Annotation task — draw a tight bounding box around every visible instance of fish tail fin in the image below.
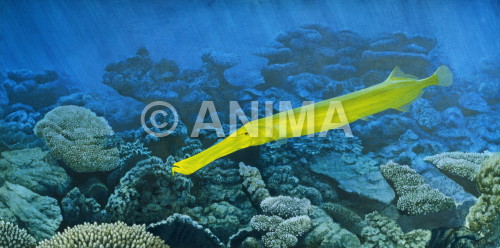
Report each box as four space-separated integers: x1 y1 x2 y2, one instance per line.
434 65 453 87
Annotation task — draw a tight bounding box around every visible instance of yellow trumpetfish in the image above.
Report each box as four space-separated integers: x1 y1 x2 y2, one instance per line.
173 66 453 175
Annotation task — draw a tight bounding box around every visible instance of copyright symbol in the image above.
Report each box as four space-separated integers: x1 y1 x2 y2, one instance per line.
141 101 179 137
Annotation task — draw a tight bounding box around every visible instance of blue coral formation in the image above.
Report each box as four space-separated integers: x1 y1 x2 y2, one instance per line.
0 11 498 248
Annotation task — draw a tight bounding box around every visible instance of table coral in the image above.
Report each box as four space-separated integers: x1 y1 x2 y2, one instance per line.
425 151 491 181
381 161 455 215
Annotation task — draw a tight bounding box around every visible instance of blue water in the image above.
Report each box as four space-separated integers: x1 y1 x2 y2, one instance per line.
1 0 499 88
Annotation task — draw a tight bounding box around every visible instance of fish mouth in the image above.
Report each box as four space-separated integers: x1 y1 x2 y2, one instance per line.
172 135 252 175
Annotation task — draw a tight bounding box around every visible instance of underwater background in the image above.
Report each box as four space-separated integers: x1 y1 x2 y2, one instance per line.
0 0 499 248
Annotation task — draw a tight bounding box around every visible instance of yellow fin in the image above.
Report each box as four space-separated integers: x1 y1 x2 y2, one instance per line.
434 65 453 87
396 104 412 112
395 91 424 112
388 66 418 80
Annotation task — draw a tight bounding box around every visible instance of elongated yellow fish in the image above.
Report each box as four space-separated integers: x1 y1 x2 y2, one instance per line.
173 66 453 175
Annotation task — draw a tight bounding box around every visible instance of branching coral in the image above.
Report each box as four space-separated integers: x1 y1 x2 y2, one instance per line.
466 153 499 246
34 105 119 172
251 215 311 248
424 151 492 181
37 222 169 248
0 220 37 248
361 211 431 248
249 196 312 248
260 196 311 218
381 161 455 215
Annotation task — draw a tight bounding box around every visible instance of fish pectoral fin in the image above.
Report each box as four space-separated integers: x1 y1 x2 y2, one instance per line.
359 116 370 121
394 91 424 112
395 104 412 112
388 66 418 80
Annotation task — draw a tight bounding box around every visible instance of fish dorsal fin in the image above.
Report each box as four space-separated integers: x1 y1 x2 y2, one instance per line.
395 91 424 112
388 66 418 80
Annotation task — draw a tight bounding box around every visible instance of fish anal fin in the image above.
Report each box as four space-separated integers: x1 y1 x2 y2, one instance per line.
388 66 418 80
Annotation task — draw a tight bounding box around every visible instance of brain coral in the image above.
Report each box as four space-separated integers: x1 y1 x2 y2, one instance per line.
34 105 119 172
0 220 37 248
37 222 169 248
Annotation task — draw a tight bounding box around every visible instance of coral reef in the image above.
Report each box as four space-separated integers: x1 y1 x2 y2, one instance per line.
246 196 311 247
303 206 361 248
37 222 169 248
106 156 195 223
0 24 497 248
34 105 119 172
0 105 43 151
239 162 271 205
321 202 365 235
184 201 246 242
61 188 102 227
262 165 326 205
55 90 145 131
2 70 77 110
424 152 491 181
250 196 312 248
466 153 499 247
311 146 395 204
428 226 481 248
0 220 37 248
0 148 71 197
381 161 455 215
259 196 311 218
0 182 61 240
424 151 492 195
361 211 431 248
148 213 224 248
